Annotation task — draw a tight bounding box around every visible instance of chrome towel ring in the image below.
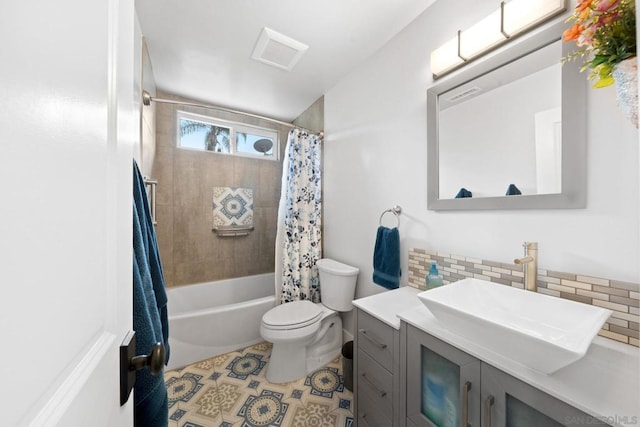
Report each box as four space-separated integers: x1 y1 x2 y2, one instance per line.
379 205 402 229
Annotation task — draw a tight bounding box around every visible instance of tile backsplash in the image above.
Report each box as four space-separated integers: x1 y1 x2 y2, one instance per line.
408 248 640 348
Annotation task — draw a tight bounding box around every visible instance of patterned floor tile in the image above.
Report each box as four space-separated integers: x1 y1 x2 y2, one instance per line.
304 367 344 399
330 398 355 427
225 353 268 380
165 342 352 427
194 385 224 419
234 389 290 426
286 399 337 427
168 402 224 427
169 408 187 422
192 352 236 372
215 381 256 420
165 372 205 408
249 342 273 353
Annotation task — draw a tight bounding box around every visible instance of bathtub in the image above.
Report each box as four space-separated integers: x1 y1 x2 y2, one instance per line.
166 273 276 370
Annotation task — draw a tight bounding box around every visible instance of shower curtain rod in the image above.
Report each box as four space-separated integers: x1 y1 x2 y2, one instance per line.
142 90 324 137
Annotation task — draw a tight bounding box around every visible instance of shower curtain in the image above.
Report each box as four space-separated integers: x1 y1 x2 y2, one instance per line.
275 129 323 304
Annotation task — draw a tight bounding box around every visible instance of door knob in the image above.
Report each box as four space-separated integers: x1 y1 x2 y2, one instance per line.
130 342 165 375
120 331 165 405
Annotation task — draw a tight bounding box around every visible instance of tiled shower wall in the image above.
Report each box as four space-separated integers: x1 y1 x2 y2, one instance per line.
408 248 640 348
152 92 291 287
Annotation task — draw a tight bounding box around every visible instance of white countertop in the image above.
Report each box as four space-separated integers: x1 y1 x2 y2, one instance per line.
352 287 640 427
352 286 422 329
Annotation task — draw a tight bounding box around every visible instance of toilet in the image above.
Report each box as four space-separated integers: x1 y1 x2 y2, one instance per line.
260 258 359 383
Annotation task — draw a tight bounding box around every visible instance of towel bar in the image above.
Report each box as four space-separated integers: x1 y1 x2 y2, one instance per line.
379 205 402 228
143 177 157 226
213 225 254 237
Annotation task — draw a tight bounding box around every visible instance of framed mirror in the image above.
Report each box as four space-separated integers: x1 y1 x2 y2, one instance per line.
427 21 586 210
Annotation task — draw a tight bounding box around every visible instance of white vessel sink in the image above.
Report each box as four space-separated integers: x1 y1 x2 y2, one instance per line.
418 278 612 374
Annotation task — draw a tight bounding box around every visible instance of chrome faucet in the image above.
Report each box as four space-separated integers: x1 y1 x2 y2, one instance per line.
514 242 538 292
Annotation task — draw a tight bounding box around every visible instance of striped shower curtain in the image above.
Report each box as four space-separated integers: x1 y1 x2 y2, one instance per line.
275 129 323 303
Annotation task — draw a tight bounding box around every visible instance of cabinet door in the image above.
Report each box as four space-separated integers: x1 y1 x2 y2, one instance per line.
481 363 611 427
406 325 481 427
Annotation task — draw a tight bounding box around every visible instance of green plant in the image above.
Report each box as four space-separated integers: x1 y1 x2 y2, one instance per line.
180 120 230 152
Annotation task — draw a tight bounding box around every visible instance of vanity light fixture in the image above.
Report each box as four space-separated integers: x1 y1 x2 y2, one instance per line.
430 0 566 78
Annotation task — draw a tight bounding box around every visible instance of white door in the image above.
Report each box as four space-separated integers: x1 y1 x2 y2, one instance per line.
0 0 136 425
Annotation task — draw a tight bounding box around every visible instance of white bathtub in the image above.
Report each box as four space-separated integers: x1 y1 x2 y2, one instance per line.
166 273 276 370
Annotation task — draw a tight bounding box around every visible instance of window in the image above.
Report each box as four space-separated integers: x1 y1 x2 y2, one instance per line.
177 111 279 160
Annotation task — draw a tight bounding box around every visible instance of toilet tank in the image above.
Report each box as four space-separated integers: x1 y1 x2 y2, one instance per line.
316 258 359 312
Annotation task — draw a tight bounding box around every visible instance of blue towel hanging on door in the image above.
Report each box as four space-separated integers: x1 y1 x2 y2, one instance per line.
133 160 169 427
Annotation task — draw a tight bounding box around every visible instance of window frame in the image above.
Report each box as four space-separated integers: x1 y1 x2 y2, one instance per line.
176 110 280 161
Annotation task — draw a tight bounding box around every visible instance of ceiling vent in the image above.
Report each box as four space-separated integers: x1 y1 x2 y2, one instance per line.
251 27 308 71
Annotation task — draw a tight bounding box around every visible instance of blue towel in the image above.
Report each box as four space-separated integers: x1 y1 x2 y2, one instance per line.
133 160 169 427
373 226 401 289
455 188 473 198
505 184 522 195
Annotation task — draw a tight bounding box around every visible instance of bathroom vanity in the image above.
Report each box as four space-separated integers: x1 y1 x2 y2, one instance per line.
355 309 398 427
352 287 639 427
353 287 423 426
404 324 609 427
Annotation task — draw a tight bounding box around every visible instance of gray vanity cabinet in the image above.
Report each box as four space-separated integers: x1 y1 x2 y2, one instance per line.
402 322 611 427
404 323 481 427
481 363 610 427
354 308 401 427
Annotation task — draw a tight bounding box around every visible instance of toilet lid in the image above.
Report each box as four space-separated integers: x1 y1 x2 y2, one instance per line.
317 258 359 276
262 300 323 330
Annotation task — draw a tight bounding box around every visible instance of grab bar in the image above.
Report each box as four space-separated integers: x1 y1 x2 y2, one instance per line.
378 205 402 229
143 177 157 226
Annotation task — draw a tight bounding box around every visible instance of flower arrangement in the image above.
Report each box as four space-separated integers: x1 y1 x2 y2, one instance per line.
563 0 636 87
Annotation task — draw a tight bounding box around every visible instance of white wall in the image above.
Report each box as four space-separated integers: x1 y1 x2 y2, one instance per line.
141 36 157 177
323 0 639 331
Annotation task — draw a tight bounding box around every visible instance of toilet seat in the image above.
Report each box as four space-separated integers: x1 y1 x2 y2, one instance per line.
262 300 323 330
